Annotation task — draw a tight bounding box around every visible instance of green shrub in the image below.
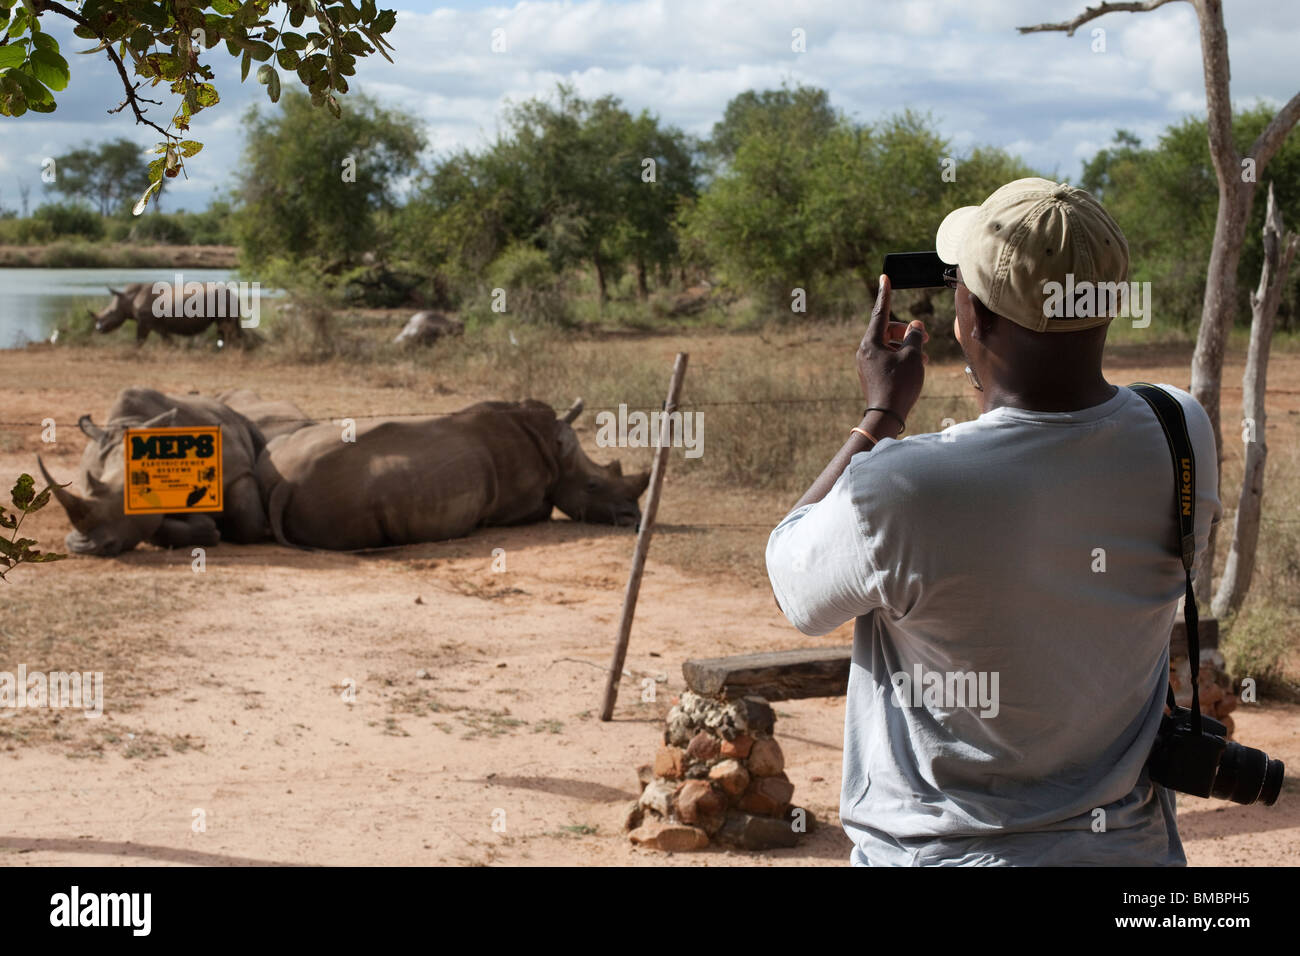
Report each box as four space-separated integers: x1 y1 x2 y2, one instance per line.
33 203 104 239
127 213 193 245
468 243 572 327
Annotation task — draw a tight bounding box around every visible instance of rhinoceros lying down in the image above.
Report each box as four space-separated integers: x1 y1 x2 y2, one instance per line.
255 398 650 550
39 387 268 556
216 388 314 442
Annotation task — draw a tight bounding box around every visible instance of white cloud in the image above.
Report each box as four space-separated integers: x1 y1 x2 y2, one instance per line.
1 0 1295 212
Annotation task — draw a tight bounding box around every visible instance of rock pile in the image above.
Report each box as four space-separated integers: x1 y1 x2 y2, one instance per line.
626 691 810 852
1170 649 1239 736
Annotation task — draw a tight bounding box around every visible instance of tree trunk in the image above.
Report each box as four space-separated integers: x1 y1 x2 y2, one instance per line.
594 257 608 306
1212 184 1298 617
636 258 649 300
1018 0 1300 603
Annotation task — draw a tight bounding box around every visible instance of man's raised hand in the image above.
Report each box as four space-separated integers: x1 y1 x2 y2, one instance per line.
856 274 929 423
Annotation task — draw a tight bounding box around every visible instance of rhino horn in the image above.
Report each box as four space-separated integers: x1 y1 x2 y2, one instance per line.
38 455 96 532
107 286 122 297
78 415 108 442
629 471 651 498
609 459 623 477
561 397 584 424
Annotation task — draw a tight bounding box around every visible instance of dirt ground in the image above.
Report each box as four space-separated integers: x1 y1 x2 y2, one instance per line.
2 334 1298 866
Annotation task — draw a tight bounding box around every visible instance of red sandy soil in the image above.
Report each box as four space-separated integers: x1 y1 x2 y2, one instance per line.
1 338 1296 866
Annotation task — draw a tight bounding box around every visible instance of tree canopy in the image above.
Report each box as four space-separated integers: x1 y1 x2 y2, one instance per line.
0 0 398 212
231 90 423 269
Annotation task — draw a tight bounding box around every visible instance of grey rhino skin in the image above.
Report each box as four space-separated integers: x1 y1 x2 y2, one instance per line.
255 398 650 550
393 310 464 346
216 388 314 442
39 387 269 555
93 281 245 346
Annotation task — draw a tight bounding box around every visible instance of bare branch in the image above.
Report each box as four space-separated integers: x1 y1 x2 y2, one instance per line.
1248 89 1300 170
1017 0 1184 36
40 0 176 141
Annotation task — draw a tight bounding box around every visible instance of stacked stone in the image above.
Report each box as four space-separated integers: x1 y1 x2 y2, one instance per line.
626 691 806 851
1170 649 1239 736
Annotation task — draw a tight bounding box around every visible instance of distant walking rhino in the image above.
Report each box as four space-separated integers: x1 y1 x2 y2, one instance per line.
255 398 650 550
92 281 248 346
39 387 269 555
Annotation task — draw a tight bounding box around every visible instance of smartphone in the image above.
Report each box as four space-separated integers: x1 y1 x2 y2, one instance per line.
882 251 948 289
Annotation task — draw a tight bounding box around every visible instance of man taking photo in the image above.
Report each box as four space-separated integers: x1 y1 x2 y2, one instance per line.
766 178 1220 866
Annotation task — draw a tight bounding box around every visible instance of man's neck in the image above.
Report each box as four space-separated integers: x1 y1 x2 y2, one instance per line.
980 378 1118 414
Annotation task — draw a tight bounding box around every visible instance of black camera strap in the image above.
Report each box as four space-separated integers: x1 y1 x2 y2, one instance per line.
1129 383 1203 735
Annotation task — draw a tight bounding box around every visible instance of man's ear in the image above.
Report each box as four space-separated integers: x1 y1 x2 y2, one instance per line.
970 295 998 341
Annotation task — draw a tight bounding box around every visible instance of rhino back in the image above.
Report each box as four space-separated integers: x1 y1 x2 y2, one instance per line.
217 388 313 441
258 412 557 550
132 282 236 334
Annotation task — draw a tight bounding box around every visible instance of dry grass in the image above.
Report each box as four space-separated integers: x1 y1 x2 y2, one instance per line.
28 303 1300 688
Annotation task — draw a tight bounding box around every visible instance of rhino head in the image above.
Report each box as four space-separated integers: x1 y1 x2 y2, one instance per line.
91 286 135 333
37 408 177 555
549 399 650 528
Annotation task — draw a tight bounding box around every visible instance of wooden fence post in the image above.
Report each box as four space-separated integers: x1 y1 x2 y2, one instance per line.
599 352 688 721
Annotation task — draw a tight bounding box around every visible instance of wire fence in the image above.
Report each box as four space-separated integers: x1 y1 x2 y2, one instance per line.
0 391 981 430
4 389 1298 528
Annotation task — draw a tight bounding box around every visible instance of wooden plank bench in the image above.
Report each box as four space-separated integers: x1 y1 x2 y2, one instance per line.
682 647 852 702
684 619 1218 702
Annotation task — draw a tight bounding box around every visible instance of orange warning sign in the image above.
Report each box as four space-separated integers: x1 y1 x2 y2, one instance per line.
122 426 223 515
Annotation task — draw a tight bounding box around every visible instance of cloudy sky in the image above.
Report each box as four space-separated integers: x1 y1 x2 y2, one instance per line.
1 0 1295 213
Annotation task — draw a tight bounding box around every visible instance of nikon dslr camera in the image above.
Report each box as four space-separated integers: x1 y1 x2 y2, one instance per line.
1148 704 1283 806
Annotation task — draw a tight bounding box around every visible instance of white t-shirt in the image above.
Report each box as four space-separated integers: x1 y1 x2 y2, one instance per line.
766 384 1220 866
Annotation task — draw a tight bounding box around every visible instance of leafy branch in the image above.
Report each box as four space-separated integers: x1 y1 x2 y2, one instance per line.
0 0 399 214
0 474 66 582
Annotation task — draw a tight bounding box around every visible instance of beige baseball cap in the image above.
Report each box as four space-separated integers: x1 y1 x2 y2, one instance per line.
935 177 1129 332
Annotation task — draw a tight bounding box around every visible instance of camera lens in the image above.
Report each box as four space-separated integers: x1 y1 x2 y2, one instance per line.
1261 757 1285 807
1211 742 1285 805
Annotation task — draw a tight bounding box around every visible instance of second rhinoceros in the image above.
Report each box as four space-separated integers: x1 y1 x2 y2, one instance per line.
255 398 649 550
92 281 249 346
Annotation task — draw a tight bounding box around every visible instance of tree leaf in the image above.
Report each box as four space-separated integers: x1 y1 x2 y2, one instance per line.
0 43 25 70
31 30 58 54
194 82 219 107
258 64 281 103
24 486 50 513
133 179 161 216
10 473 35 509
30 47 69 90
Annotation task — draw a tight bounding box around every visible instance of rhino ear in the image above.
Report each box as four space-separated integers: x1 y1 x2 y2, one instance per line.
78 415 108 442
560 397 584 424
609 459 623 477
628 471 651 498
107 287 122 297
